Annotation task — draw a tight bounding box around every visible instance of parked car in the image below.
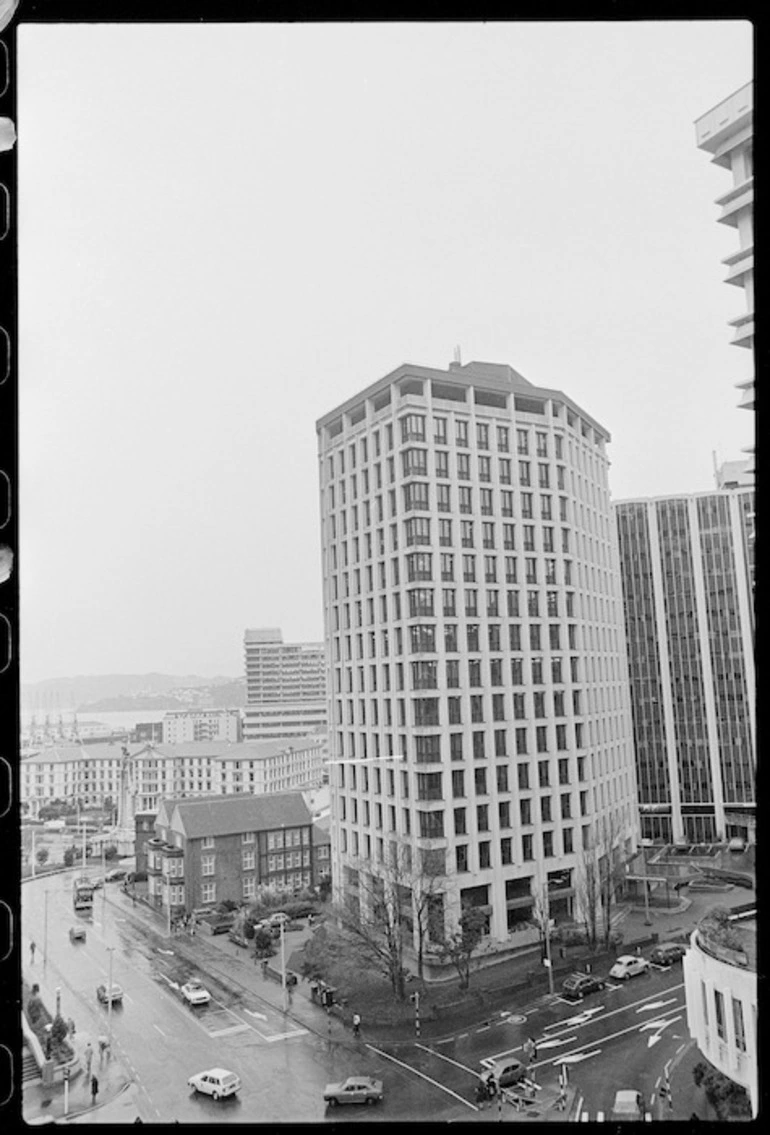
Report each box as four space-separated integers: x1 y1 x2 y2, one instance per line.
255 919 281 939
188 1068 241 1100
207 918 235 936
266 911 289 927
486 1057 527 1088
561 972 605 1001
324 1076 384 1106
649 942 687 968
609 955 650 981
105 868 127 882
228 929 249 948
181 981 211 1006
96 983 124 1004
90 878 104 890
610 1090 646 1121
69 926 86 943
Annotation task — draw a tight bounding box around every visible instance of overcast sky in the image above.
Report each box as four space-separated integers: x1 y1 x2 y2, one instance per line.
18 20 753 685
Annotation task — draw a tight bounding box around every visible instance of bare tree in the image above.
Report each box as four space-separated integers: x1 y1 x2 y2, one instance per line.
576 810 628 948
435 904 487 990
575 843 601 947
411 847 447 982
331 853 413 1001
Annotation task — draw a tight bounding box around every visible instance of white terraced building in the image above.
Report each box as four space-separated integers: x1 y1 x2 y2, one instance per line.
316 359 639 959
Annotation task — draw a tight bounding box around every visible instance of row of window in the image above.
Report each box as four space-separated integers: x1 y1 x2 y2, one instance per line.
337 755 587 794
338 824 585 864
331 623 582 666
339 791 587 829
327 420 563 476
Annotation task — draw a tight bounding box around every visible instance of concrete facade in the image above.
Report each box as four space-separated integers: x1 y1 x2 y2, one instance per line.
162 708 243 744
243 627 327 740
316 359 639 957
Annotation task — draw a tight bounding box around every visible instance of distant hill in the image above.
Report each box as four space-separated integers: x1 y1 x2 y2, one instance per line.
22 674 244 712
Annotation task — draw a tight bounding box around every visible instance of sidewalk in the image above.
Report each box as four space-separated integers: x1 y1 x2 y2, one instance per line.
22 931 135 1126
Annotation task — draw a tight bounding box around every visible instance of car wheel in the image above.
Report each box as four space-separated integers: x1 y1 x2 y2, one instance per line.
212 1092 220 1101
366 1097 376 1106
328 1098 337 1107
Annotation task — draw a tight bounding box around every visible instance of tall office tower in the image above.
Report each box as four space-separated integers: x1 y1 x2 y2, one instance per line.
242 628 327 740
615 490 755 847
317 360 638 958
695 83 754 440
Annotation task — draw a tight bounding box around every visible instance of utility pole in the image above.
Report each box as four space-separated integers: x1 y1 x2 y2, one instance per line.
31 827 36 878
643 875 653 926
81 821 87 872
106 947 115 1050
280 920 287 1012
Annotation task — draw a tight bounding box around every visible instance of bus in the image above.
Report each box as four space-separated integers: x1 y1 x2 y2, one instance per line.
72 875 95 913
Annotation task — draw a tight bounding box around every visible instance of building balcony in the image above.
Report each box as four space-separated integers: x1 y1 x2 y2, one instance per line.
728 312 754 349
695 83 752 157
716 183 753 227
737 383 755 411
723 247 753 288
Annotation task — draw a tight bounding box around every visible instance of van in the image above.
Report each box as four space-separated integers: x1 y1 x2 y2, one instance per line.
610 1091 645 1121
44 819 67 831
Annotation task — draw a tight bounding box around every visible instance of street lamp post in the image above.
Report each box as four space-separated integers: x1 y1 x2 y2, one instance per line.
106 947 115 1050
31 827 36 879
55 987 61 1019
643 876 652 927
542 883 555 995
43 890 49 975
81 821 87 872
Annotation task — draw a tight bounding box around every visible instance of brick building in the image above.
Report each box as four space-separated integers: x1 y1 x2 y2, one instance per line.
145 792 315 918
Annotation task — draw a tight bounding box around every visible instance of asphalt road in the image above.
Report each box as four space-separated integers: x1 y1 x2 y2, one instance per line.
22 873 479 1123
387 963 690 1120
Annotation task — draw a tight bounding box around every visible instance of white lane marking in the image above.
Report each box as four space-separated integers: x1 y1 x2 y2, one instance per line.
415 1043 477 1075
122 992 133 1004
538 1036 577 1049
244 1009 268 1021
476 1024 491 1032
458 1033 468 1039
152 1024 166 1037
366 1042 478 1111
636 998 677 1014
561 1050 601 1064
209 1024 252 1037
265 1027 308 1041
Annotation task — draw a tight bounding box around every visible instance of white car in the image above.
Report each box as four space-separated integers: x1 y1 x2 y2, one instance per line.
267 911 289 926
188 1068 241 1100
609 954 650 981
181 981 211 1005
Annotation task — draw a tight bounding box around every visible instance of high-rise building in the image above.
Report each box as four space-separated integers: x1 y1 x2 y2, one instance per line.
695 83 754 433
162 708 243 744
316 360 638 961
615 490 755 846
242 627 326 740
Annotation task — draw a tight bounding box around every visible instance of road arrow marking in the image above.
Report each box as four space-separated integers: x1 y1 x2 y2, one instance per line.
636 999 677 1014
639 1017 680 1033
159 973 180 990
245 1009 267 1021
157 948 174 956
538 1036 577 1049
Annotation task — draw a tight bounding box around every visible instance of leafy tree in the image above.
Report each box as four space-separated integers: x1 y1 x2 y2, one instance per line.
51 1015 68 1044
693 1061 752 1120
318 873 332 902
252 928 276 958
63 846 76 867
297 923 341 982
36 848 49 868
103 845 119 861
436 904 487 990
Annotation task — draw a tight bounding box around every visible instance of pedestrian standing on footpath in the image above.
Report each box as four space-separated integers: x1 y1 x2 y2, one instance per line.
67 1017 76 1036
90 1074 99 1105
84 1042 94 1078
352 1012 361 1038
475 1080 487 1110
30 940 36 964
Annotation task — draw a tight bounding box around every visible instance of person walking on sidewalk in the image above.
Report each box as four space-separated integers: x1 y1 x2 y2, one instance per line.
90 1074 99 1105
352 1012 361 1039
84 1041 94 1079
30 940 36 965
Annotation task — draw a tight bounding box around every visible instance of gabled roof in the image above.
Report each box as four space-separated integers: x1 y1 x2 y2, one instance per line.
168 792 312 839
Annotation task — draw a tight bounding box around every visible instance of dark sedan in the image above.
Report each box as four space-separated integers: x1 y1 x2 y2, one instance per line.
561 972 606 1001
